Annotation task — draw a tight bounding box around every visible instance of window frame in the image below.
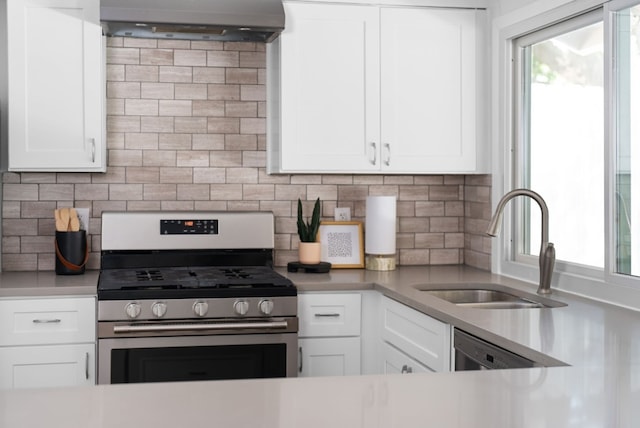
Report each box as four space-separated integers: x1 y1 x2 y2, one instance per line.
492 0 640 308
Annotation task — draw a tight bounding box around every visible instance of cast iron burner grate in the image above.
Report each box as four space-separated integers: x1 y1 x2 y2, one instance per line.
135 270 164 282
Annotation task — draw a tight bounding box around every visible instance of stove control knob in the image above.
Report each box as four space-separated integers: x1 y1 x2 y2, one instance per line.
193 301 209 317
125 302 141 319
233 300 249 316
259 299 274 315
151 302 167 318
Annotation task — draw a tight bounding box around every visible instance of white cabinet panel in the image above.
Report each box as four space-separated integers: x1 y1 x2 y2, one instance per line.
381 296 451 373
268 1 486 174
273 2 380 173
0 344 95 389
0 297 96 346
298 293 361 337
380 7 479 172
381 341 431 375
298 292 362 377
299 337 361 377
7 0 106 171
0 296 96 390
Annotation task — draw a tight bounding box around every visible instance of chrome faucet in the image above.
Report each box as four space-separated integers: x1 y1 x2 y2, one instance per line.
486 189 555 295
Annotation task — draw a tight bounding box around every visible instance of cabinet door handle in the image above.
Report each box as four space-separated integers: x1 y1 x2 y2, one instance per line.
298 346 303 373
401 364 413 374
32 318 61 324
384 143 391 166
91 138 96 163
314 313 340 318
370 142 377 165
85 352 90 380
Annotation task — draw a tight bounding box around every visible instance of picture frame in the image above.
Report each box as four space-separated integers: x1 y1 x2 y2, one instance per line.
318 221 364 268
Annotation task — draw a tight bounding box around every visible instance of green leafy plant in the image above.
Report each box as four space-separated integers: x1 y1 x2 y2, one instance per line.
297 197 321 242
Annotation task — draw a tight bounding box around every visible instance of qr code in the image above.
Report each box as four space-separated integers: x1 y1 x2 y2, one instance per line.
327 232 353 258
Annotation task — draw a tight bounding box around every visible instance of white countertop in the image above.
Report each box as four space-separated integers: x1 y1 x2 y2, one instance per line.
2 265 640 427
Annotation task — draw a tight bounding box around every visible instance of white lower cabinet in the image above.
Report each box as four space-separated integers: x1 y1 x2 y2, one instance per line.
380 296 451 373
298 337 361 377
381 341 431 375
298 293 362 377
0 344 94 389
0 296 96 389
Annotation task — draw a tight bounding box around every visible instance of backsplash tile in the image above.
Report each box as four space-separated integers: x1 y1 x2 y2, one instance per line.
1 38 492 272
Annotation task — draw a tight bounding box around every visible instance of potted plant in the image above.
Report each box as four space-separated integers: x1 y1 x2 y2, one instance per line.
297 197 321 264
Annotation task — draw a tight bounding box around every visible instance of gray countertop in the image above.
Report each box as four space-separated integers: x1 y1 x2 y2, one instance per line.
0 270 98 298
1 265 640 427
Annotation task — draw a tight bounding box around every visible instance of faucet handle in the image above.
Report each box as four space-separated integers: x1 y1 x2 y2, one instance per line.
538 243 555 295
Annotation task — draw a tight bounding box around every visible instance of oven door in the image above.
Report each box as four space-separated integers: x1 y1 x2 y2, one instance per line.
98 319 298 384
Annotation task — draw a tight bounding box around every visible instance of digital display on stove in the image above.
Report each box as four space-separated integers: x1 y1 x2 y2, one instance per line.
160 219 219 235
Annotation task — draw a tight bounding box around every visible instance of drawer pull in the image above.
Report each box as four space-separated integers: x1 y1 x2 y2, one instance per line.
314 313 341 318
298 346 303 373
85 352 90 380
32 319 62 324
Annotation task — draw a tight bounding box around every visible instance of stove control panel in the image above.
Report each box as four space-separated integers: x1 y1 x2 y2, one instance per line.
99 297 297 321
160 219 219 235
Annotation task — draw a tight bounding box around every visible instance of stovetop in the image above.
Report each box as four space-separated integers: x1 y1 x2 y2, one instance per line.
98 266 296 300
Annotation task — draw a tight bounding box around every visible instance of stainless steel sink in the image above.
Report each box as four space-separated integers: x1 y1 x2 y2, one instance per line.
415 283 567 309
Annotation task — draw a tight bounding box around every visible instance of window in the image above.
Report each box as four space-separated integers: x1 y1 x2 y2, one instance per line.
515 13 604 269
503 0 640 293
613 3 640 276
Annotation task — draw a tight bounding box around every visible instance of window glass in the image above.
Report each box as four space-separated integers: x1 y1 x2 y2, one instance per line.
614 4 640 276
519 19 604 268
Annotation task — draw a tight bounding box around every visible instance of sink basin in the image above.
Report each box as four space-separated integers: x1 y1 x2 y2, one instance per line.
415 283 567 309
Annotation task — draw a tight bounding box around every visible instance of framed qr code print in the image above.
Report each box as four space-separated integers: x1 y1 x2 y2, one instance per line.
318 221 364 268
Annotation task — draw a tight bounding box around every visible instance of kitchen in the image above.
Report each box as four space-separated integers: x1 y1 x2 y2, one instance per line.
1 0 640 426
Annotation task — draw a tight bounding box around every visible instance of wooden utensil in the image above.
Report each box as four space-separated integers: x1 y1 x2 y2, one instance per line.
59 207 70 232
54 209 67 232
69 208 80 232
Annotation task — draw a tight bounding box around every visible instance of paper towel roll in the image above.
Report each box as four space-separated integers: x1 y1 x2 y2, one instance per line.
365 196 396 255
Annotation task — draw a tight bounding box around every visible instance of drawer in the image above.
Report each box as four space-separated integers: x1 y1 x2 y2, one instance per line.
298 293 361 337
0 297 96 346
381 296 451 372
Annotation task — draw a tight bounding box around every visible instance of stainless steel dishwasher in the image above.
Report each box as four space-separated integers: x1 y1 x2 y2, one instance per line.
453 328 537 370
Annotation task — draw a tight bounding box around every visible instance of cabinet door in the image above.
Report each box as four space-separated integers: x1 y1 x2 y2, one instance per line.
275 2 380 173
0 344 95 389
298 337 361 377
381 296 451 372
381 341 431 375
380 7 481 173
7 0 106 172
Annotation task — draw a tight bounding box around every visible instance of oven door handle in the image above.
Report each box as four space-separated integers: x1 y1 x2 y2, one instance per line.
113 320 290 334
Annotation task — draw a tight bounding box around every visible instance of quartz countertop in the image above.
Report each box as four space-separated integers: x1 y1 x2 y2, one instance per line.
2 265 640 427
0 270 98 298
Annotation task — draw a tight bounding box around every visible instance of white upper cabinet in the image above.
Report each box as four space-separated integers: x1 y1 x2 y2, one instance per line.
267 1 487 174
7 0 106 172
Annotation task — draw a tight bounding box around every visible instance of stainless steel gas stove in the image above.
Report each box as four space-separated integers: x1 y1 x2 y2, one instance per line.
97 211 298 384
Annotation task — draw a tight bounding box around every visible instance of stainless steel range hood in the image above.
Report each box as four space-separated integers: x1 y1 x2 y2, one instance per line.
100 0 285 42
